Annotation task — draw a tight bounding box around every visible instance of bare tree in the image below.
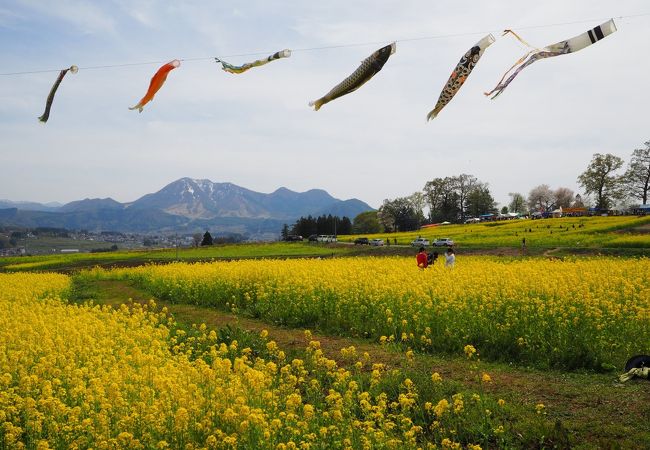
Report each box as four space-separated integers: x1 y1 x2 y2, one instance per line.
577 153 624 210
377 200 396 232
508 192 527 214
454 174 479 222
528 184 554 212
408 191 426 217
423 178 447 216
553 187 574 208
423 177 459 223
623 141 650 205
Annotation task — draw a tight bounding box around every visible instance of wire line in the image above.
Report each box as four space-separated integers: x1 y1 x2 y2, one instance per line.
1 12 648 76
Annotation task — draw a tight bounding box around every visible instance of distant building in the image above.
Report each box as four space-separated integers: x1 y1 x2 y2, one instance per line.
562 207 588 216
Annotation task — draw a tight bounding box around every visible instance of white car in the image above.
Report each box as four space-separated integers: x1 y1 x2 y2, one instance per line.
369 238 384 246
433 238 454 247
411 238 430 247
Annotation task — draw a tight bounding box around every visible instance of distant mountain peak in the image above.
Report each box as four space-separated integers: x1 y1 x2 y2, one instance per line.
0 178 373 237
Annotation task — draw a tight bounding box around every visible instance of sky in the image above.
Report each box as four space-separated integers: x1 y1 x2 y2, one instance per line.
1 0 648 210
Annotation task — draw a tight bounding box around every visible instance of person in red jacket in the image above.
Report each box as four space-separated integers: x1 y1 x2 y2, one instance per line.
416 247 428 269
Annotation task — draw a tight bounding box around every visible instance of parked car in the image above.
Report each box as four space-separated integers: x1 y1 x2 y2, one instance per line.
369 238 384 246
285 235 303 242
410 237 430 247
433 238 454 247
317 235 338 243
308 234 318 242
354 237 369 245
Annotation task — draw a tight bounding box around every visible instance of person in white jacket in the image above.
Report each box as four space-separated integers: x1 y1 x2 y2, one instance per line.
445 248 455 268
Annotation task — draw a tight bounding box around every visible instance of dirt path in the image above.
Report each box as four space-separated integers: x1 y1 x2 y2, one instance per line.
86 279 650 448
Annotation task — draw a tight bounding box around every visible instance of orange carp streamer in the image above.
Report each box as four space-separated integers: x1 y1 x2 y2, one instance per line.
129 59 180 112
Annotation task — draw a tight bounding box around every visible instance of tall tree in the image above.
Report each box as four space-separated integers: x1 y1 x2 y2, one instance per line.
379 197 421 232
465 183 496 218
338 216 352 235
577 153 624 210
454 174 479 222
281 224 290 240
573 194 585 208
508 192 527 214
528 184 554 212
408 191 427 225
377 203 396 232
553 187 575 209
201 231 213 246
423 177 458 223
623 141 650 205
423 178 447 220
352 211 382 234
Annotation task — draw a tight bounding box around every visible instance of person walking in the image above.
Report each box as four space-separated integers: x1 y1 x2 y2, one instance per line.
445 248 455 268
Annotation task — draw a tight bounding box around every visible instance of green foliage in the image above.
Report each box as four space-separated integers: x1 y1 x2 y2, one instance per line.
201 230 213 246
352 211 382 234
577 153 624 210
290 214 352 237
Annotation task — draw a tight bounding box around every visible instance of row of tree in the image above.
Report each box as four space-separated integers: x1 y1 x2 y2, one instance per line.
274 141 649 236
376 174 497 232
283 214 352 239
371 141 650 233
517 144 650 213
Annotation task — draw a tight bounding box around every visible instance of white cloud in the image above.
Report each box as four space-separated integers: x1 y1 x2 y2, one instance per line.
14 0 116 34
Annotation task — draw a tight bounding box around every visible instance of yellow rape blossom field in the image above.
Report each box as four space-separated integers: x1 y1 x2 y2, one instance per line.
95 256 650 371
1 272 531 449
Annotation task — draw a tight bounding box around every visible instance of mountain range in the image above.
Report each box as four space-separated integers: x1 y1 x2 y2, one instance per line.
0 178 373 239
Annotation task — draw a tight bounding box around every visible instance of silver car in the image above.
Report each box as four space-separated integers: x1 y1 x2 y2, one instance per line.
433 238 454 247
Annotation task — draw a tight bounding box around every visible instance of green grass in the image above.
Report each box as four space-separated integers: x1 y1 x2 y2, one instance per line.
339 215 650 249
15 235 116 252
3 216 649 272
0 242 356 272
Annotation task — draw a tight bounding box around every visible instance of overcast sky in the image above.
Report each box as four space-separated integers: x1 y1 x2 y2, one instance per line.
1 1 648 209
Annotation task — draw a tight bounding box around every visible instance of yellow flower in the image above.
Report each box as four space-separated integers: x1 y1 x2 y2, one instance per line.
464 345 477 359
434 399 450 418
431 372 442 383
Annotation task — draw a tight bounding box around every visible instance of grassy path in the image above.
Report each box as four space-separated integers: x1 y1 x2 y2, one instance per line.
71 278 650 449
